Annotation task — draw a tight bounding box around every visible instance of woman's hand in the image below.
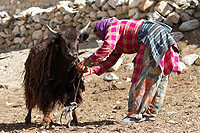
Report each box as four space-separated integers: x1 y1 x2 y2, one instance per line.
76 58 93 76
82 67 94 77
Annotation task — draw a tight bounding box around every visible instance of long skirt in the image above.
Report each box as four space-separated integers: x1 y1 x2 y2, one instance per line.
128 45 169 119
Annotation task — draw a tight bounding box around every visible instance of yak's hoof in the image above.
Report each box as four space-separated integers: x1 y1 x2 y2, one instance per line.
41 122 50 129
25 115 31 125
70 120 78 126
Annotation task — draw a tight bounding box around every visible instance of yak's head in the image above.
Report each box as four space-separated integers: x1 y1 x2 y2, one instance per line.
46 23 90 60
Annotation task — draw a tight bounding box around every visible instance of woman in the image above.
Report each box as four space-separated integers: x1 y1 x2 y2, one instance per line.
76 17 181 122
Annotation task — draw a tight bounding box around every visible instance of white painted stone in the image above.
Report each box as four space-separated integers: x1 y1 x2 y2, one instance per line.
103 73 119 81
181 54 199 66
178 61 187 71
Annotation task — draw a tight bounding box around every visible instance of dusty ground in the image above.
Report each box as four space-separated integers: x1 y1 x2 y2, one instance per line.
0 27 200 133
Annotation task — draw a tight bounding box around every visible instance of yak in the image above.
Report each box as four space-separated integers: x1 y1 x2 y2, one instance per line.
23 23 90 128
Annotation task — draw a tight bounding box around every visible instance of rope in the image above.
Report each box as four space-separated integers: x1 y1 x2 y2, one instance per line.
60 71 83 128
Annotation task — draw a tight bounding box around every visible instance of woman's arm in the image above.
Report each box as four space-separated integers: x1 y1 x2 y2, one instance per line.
92 49 122 75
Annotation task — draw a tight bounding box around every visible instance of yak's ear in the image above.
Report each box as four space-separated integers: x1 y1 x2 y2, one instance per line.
78 32 89 43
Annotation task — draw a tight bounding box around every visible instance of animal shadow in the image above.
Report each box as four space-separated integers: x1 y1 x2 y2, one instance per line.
0 122 40 132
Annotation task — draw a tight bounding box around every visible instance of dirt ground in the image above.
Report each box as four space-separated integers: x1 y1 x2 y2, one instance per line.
0 27 200 133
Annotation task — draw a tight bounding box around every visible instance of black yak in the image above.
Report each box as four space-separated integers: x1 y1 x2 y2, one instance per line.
23 23 90 128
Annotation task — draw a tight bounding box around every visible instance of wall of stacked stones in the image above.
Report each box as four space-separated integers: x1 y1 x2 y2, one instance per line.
0 0 61 15
0 0 199 51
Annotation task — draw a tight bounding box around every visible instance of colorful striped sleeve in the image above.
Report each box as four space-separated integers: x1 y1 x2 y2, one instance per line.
89 22 121 63
92 49 122 75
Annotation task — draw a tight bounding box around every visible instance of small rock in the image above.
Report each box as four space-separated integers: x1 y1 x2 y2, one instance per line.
171 32 184 42
181 54 199 66
126 77 131 82
195 57 200 66
103 73 119 81
167 120 178 124
179 61 187 71
124 63 134 70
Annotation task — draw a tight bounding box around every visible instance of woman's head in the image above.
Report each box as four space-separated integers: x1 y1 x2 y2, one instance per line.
94 17 118 40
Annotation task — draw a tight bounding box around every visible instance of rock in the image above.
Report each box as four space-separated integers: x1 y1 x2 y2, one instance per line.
131 8 147 20
108 0 116 9
32 15 40 23
12 25 20 36
168 1 182 14
109 58 123 71
24 35 32 44
63 14 73 23
34 23 42 30
179 19 200 31
95 0 106 7
129 0 143 8
174 0 188 6
103 73 119 81
108 10 117 17
126 77 131 82
167 120 178 124
148 11 164 22
139 0 155 13
154 1 173 16
163 18 173 27
20 26 27 35
97 11 109 18
17 20 25 26
178 61 187 71
181 54 199 66
124 63 134 70
90 12 98 20
180 12 190 22
43 28 49 40
55 12 63 21
184 9 195 16
167 12 180 24
13 37 21 44
171 32 184 42
195 57 200 66
0 36 4 45
32 30 43 40
194 11 200 18
128 8 136 17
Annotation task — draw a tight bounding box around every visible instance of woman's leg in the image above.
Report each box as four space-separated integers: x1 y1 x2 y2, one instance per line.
128 65 162 119
123 44 164 122
144 75 169 120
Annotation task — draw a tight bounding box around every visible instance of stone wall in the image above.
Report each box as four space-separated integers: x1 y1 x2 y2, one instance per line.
0 0 199 52
0 0 63 15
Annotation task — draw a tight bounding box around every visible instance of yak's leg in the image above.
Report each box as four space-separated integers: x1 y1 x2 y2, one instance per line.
25 108 32 125
71 111 78 126
42 102 54 128
42 112 52 128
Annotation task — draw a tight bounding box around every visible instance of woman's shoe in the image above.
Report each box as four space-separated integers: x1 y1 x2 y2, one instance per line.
120 116 146 123
145 117 156 121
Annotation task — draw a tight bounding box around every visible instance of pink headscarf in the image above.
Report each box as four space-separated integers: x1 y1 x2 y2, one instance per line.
95 17 119 40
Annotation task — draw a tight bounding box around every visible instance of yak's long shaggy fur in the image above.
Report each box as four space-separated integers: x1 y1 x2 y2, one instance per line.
23 29 85 117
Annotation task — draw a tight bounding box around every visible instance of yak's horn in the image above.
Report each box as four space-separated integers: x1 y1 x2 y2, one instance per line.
46 24 58 34
80 21 91 34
